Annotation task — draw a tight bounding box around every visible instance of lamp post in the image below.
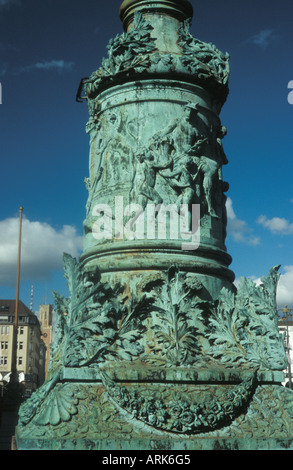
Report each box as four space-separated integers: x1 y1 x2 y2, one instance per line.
278 305 293 389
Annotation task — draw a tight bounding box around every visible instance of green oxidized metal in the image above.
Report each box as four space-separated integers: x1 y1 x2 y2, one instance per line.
82 2 233 302
15 0 293 450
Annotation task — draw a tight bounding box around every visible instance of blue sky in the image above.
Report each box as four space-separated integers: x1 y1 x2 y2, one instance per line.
0 0 292 314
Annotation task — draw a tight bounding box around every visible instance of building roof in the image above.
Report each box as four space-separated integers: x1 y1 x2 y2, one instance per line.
0 299 34 316
0 299 40 327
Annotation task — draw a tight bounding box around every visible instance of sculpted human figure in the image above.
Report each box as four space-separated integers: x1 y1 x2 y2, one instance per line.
93 112 132 189
152 103 201 155
192 155 220 217
131 145 174 209
86 111 133 216
215 125 228 181
145 104 210 226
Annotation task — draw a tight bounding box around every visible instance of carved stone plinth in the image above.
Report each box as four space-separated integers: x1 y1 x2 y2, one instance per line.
15 369 293 450
15 0 293 450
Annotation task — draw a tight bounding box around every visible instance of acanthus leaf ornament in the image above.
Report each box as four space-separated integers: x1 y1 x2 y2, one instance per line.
18 260 287 430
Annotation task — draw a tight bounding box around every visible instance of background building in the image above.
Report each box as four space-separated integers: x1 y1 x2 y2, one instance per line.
39 304 53 383
0 300 42 398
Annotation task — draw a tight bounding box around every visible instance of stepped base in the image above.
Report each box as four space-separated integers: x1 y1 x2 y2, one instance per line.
14 435 293 451
15 368 293 451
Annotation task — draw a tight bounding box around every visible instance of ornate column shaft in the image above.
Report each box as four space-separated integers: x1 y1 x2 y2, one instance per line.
82 0 234 302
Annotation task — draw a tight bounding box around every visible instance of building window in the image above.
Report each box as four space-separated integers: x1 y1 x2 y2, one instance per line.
18 357 23 366
18 341 23 350
0 341 8 350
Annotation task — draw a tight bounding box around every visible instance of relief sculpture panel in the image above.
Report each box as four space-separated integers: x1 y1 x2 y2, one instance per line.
84 84 229 256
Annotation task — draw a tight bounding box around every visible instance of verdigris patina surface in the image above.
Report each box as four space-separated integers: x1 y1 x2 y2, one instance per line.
15 0 293 450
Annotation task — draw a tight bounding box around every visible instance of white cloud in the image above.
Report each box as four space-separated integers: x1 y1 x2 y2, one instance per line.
0 216 83 287
277 266 293 309
258 215 293 235
226 198 260 246
246 29 278 49
20 60 74 73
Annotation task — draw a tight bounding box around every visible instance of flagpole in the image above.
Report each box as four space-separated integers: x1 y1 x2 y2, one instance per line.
11 206 23 381
15 206 23 336
5 206 24 410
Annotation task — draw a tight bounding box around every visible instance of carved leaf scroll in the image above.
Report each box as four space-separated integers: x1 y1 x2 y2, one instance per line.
143 266 203 366
53 254 156 368
203 266 288 370
178 19 230 88
86 12 157 96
